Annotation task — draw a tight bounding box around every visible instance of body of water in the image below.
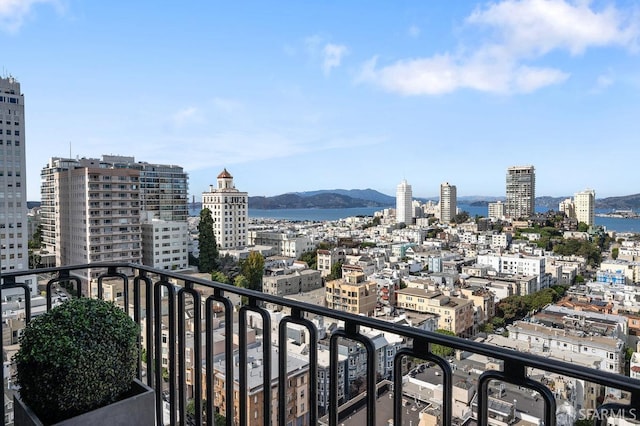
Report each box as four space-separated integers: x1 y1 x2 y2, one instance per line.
189 205 640 233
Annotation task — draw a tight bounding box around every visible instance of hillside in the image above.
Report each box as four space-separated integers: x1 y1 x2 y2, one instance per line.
249 193 389 209
294 189 395 205
596 193 640 210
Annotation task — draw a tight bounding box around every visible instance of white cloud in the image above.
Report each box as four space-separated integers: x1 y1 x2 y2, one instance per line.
359 0 639 96
171 107 201 127
408 25 421 38
358 54 568 95
304 35 349 75
0 0 60 32
467 0 640 56
322 43 348 75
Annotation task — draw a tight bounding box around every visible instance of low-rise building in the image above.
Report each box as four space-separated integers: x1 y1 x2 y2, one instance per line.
325 272 376 316
395 289 474 336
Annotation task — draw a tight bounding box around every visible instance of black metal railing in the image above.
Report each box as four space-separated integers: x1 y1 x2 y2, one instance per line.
2 263 640 426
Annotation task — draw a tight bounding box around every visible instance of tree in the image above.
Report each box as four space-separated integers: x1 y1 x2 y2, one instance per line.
431 329 455 357
28 224 43 249
612 247 619 260
452 211 470 224
211 271 230 284
577 222 589 232
234 274 249 289
298 250 318 270
240 251 264 291
198 208 218 273
328 261 343 280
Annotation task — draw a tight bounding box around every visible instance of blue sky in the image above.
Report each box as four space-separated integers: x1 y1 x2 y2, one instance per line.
2 0 640 201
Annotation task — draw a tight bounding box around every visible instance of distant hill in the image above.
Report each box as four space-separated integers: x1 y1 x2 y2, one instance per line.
294 189 395 205
596 193 640 210
249 193 390 209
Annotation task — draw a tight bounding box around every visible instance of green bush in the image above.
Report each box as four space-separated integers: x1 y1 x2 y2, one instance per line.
14 298 140 424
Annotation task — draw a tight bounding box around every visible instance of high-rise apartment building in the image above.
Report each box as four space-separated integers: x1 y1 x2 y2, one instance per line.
40 156 189 279
101 155 189 222
0 76 36 295
40 158 142 281
505 165 535 219
574 189 595 227
201 169 248 250
396 179 413 225
439 182 457 223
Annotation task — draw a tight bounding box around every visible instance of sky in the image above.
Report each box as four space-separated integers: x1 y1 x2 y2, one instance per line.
2 0 640 201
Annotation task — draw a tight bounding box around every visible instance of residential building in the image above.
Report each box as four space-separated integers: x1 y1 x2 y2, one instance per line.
201 168 248 250
262 267 322 296
0 76 36 295
101 155 189 222
317 248 346 277
316 347 347 416
476 253 547 291
140 214 189 271
396 179 413 225
487 201 505 220
247 229 314 258
439 182 457 224
395 288 474 336
325 272 376 316
40 157 142 282
559 197 575 219
40 155 189 275
574 189 595 227
505 165 535 219
209 343 311 426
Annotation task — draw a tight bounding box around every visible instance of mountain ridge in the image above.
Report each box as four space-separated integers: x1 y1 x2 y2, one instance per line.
246 190 640 210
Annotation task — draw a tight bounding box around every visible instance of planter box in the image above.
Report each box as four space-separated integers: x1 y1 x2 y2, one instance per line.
14 379 155 426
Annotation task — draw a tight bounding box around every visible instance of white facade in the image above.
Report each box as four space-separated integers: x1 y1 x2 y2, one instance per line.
141 216 189 271
505 165 535 219
0 77 36 295
439 182 457 224
476 253 546 289
508 321 625 374
487 201 505 220
396 179 413 225
574 189 595 227
247 229 314 258
201 169 248 250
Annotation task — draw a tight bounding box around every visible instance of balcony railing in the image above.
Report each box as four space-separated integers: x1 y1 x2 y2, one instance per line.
2 263 640 426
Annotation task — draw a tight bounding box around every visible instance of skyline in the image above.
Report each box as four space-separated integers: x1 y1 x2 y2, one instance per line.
2 1 640 201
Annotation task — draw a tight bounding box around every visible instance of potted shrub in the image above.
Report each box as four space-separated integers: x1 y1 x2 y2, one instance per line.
13 297 155 425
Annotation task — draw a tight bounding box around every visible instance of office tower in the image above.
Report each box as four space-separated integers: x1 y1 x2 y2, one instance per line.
0 76 36 294
396 179 413 225
439 182 457 223
505 165 535 219
201 169 248 250
574 189 595 227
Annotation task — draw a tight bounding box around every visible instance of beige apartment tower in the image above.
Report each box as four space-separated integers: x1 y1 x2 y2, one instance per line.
505 165 535 219
574 189 595 227
439 182 457 223
40 158 142 282
201 169 248 250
